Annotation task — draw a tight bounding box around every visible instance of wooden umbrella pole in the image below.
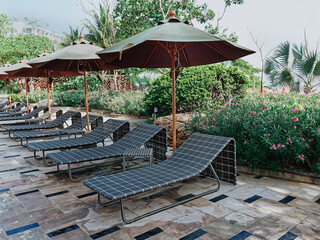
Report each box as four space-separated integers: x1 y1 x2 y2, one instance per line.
170 47 176 152
47 71 51 120
25 77 29 113
8 77 12 109
83 61 91 131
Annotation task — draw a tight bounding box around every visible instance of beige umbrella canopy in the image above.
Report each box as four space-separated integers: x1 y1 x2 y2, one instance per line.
97 11 255 151
6 52 81 119
28 36 115 130
0 62 13 109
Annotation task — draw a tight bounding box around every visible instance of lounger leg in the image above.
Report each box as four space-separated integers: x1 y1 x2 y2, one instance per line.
98 194 117 206
119 163 221 224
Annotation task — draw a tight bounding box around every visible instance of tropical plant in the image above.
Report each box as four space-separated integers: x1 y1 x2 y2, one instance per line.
83 2 115 48
60 26 83 47
265 40 320 94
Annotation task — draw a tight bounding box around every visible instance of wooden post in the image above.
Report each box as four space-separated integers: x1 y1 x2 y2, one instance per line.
170 46 176 152
83 61 91 131
25 77 29 113
46 71 51 120
8 78 12 109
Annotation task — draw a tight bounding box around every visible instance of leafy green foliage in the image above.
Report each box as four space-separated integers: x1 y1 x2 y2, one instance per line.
54 76 101 91
187 93 320 171
144 64 248 115
113 0 215 41
0 14 14 37
0 34 53 65
265 41 320 94
231 59 261 90
61 26 83 47
54 90 147 116
11 91 48 103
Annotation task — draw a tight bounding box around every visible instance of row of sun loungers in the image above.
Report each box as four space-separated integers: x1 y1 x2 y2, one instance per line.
0 102 236 223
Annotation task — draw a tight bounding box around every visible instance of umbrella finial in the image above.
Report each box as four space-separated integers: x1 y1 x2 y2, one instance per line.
80 35 84 40
44 49 48 53
23 56 26 60
169 10 175 18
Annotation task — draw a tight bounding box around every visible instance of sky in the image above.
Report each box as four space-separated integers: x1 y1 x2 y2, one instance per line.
1 0 320 68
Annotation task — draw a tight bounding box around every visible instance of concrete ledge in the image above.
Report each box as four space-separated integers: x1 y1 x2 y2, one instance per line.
238 165 320 184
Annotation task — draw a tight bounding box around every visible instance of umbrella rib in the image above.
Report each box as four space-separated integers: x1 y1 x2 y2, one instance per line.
177 42 190 51
203 42 231 59
157 42 170 52
143 43 158 67
181 47 190 66
93 59 102 71
107 49 130 64
66 60 73 71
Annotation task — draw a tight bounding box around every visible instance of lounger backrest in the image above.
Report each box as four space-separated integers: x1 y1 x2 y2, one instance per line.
46 110 81 127
67 114 102 130
8 103 26 112
0 100 10 108
82 119 130 142
164 132 236 184
113 123 167 160
25 106 48 117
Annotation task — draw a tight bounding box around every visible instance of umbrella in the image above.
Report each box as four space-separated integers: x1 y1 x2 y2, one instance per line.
6 52 80 119
97 11 255 151
0 62 13 109
28 36 114 130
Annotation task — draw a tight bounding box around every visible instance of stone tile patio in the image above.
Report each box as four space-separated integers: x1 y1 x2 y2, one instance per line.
0 115 319 239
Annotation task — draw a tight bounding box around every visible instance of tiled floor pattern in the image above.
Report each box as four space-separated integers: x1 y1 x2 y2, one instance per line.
0 124 319 239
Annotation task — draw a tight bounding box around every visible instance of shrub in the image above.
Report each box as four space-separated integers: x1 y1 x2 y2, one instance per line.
186 93 320 172
144 64 249 115
54 76 101 92
54 90 147 116
10 91 48 103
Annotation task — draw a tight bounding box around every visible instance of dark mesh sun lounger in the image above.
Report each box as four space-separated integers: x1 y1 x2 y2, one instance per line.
46 123 167 181
14 114 102 144
0 103 26 116
84 132 236 223
0 106 47 124
25 119 130 162
0 100 10 109
3 110 80 137
0 102 18 112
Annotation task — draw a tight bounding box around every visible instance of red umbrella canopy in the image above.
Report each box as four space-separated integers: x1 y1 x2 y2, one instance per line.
27 37 114 71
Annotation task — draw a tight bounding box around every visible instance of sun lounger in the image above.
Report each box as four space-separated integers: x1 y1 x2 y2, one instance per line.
0 103 26 116
45 123 167 181
3 110 81 137
0 102 19 112
84 132 236 223
14 114 103 145
0 106 48 125
25 119 130 163
0 100 10 109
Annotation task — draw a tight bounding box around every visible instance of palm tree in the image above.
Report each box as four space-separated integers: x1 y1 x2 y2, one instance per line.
83 3 115 48
61 26 83 47
265 41 320 94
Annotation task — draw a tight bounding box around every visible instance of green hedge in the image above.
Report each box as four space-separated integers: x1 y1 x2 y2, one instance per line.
54 90 147 116
144 64 249 115
187 93 320 172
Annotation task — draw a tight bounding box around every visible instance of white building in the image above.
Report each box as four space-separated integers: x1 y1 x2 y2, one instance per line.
9 21 63 44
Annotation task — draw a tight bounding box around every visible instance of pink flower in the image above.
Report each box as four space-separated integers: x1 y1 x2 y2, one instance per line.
298 155 305 161
293 126 297 129
291 117 299 122
270 144 277 150
277 143 281 148
291 108 299 113
244 141 248 145
302 138 305 141
309 139 313 142
237 118 241 122
318 128 320 134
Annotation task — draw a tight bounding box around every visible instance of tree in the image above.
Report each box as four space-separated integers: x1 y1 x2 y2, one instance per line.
0 14 14 37
82 1 115 48
61 26 83 47
264 40 320 94
0 34 53 65
113 0 216 41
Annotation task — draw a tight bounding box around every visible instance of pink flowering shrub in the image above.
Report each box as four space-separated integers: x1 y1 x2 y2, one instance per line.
187 93 320 171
